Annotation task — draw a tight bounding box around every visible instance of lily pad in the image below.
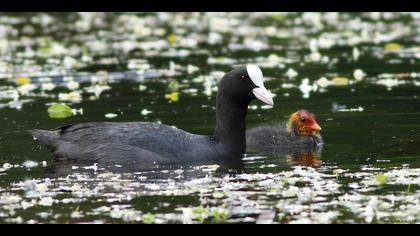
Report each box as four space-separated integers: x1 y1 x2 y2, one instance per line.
271 13 286 21
168 80 180 92
375 174 388 185
141 213 155 224
48 103 73 119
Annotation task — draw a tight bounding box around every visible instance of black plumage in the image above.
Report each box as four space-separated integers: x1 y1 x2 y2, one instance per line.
31 65 274 166
246 126 322 153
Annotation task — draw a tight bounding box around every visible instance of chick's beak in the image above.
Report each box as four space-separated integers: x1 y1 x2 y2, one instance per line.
252 86 274 106
309 122 322 132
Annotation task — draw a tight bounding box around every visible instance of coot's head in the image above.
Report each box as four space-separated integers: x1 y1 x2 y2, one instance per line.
287 110 321 135
218 65 274 106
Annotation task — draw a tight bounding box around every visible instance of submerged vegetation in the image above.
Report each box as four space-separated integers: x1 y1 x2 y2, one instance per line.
0 12 419 224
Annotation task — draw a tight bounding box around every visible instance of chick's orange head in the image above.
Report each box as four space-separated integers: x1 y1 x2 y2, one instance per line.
288 110 321 135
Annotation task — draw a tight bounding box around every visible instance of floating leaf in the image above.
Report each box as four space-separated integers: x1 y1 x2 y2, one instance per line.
192 206 209 223
375 174 388 185
167 33 177 45
141 213 155 224
16 77 31 85
192 206 208 215
271 13 286 21
331 77 349 86
48 103 73 119
168 80 179 92
39 47 51 54
212 208 228 221
165 92 179 102
384 43 402 51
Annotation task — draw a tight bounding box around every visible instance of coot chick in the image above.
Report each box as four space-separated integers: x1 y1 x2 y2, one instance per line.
246 110 322 154
32 65 274 165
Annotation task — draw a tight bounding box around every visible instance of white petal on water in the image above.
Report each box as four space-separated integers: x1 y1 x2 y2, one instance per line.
207 32 223 45
66 81 80 90
182 208 193 224
353 47 360 61
70 211 84 219
72 108 84 116
105 113 118 119
316 77 330 88
86 85 111 97
83 163 98 172
309 52 322 62
248 105 258 110
260 105 273 110
376 78 405 90
2 163 13 170
299 78 314 99
285 68 298 79
141 109 152 116
281 83 296 89
209 17 231 33
187 64 199 74
41 83 56 91
17 84 37 96
22 161 39 169
138 85 147 91
353 69 366 81
58 92 82 103
38 197 54 207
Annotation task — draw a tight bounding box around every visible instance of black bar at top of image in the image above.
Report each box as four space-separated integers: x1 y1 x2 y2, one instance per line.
1 0 420 12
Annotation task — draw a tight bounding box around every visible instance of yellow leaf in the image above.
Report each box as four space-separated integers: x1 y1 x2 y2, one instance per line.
167 33 177 45
375 174 388 185
165 92 179 102
331 77 349 86
384 43 402 51
16 77 31 85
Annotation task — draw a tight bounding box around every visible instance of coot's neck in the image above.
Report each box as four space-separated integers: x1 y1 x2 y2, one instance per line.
213 93 250 155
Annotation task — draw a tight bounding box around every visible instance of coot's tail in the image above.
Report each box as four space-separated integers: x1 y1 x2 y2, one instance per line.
30 130 58 151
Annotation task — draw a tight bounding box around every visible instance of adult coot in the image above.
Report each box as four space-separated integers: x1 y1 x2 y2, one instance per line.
32 65 274 165
246 110 322 154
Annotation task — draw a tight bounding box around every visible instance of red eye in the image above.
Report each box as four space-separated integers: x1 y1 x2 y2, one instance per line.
240 75 247 80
